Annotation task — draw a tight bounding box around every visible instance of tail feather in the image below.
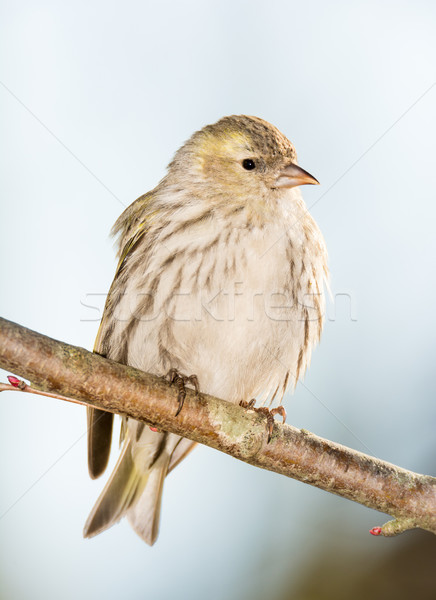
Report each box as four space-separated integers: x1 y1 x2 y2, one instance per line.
168 438 197 474
127 451 171 545
83 439 145 538
84 429 178 544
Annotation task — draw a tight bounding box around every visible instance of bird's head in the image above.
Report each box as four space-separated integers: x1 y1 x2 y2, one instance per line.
167 115 319 213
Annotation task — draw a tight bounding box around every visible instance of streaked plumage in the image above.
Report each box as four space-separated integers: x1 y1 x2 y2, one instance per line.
84 115 328 544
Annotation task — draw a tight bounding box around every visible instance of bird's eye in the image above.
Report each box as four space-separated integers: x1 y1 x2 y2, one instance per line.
242 159 256 171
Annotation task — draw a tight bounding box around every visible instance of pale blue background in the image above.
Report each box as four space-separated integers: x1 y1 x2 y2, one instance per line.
1 1 435 598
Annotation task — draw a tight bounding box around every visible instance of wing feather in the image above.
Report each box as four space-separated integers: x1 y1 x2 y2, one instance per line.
87 192 154 478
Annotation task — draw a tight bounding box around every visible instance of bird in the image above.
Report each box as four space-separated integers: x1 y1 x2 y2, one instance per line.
83 115 328 545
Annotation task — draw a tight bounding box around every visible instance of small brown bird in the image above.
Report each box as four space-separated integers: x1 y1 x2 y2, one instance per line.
84 115 328 544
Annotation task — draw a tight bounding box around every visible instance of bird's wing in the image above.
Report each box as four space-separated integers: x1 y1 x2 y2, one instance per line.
87 192 154 479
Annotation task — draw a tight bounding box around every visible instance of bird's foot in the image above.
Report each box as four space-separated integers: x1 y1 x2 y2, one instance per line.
239 399 286 443
166 369 200 416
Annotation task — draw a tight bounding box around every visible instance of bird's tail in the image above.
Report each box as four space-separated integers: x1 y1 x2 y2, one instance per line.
83 433 171 545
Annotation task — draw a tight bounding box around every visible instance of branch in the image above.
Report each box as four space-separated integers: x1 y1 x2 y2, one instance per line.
0 316 435 537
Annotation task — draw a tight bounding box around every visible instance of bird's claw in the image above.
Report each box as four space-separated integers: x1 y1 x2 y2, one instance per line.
166 369 200 416
239 399 286 443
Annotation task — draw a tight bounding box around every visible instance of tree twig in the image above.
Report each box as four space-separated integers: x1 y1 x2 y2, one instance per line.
0 316 435 537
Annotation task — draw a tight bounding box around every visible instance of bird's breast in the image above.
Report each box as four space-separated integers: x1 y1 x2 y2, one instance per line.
113 211 327 403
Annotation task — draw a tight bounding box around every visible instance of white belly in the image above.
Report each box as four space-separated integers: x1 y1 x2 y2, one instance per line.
113 219 325 405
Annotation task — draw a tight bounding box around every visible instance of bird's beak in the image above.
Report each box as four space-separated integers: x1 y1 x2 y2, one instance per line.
275 163 319 189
